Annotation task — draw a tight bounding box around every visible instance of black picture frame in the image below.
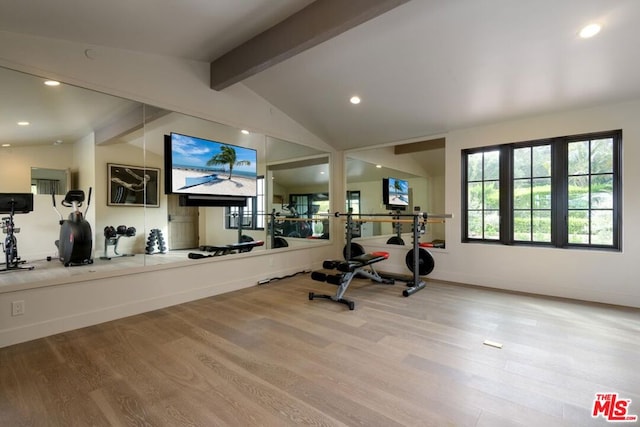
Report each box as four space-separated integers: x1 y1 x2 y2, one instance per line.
107 163 160 207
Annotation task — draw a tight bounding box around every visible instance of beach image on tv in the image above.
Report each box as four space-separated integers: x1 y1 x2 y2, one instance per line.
388 177 409 206
170 133 257 196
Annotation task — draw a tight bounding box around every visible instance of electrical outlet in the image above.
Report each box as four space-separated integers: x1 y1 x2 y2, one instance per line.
11 300 25 316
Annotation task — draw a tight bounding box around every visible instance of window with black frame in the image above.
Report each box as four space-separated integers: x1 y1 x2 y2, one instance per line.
462 130 621 250
226 176 265 230
284 192 330 238
346 190 361 237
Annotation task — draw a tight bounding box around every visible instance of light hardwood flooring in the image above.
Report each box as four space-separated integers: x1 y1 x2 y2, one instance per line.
1 275 639 426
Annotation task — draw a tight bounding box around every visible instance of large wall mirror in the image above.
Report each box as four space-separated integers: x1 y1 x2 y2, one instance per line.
346 144 445 245
266 137 330 248
0 65 330 289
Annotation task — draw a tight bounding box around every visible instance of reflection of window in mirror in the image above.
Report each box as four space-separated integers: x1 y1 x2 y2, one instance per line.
347 190 361 237
266 152 331 243
345 152 445 242
31 168 70 195
347 190 361 214
287 193 330 238
225 176 265 230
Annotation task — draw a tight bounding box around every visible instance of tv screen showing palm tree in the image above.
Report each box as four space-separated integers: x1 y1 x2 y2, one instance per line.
383 177 409 207
168 132 257 197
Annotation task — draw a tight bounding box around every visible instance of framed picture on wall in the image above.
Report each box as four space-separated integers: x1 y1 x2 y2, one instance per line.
107 163 160 207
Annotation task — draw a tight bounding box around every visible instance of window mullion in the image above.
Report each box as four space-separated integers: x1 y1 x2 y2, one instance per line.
613 132 622 249
552 139 567 247
500 145 512 244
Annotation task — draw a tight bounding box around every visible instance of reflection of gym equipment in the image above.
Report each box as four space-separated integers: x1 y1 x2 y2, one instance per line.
52 189 94 267
0 193 35 273
100 225 136 260
188 236 264 259
266 209 328 249
272 205 313 238
386 210 406 245
190 206 265 259
268 210 290 248
145 229 166 254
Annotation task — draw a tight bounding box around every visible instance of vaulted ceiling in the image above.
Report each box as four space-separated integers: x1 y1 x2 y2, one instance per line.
2 0 640 153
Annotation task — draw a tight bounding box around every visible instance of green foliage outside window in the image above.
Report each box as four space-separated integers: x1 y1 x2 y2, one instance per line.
463 131 620 249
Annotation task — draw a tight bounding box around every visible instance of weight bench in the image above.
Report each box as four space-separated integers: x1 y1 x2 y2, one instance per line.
309 251 394 310
188 240 264 259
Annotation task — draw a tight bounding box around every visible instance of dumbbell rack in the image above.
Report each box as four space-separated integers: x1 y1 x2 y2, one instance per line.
145 229 166 254
100 225 136 260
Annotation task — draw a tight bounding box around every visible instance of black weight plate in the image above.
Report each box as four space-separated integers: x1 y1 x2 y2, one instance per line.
405 248 435 276
273 237 288 248
343 242 365 260
386 236 405 245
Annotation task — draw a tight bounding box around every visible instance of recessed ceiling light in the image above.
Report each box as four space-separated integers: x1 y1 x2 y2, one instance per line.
44 80 60 86
1 143 10 147
17 121 30 126
241 129 249 135
579 23 601 38
350 96 361 105
376 164 382 168
53 140 63 145
320 171 325 174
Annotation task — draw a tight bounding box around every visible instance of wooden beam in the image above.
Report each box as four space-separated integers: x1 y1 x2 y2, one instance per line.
393 137 446 155
210 0 410 90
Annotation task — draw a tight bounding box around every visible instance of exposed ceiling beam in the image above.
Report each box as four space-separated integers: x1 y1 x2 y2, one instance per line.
210 0 410 91
393 137 446 155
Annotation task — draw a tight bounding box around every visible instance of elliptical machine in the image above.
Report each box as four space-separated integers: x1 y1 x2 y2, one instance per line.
52 189 94 266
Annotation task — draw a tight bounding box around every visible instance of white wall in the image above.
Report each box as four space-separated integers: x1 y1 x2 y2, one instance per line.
0 143 75 192
439 99 640 308
427 175 446 241
0 31 339 348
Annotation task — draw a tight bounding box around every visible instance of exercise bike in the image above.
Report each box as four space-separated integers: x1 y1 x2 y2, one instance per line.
0 193 35 273
52 189 94 267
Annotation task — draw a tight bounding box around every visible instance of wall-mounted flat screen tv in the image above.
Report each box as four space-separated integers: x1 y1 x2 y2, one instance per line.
165 132 257 199
383 177 409 209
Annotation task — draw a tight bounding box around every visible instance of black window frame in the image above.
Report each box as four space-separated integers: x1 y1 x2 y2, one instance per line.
226 175 265 231
462 130 622 251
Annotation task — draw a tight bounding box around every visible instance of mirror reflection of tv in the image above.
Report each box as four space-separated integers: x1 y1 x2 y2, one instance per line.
164 132 257 204
383 177 409 210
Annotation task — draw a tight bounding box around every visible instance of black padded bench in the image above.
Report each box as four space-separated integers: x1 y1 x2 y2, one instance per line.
188 240 264 259
309 251 394 310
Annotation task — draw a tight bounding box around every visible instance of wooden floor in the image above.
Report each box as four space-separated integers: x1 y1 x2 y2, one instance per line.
1 274 639 426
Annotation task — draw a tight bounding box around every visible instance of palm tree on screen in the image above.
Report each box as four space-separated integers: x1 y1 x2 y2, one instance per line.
206 145 250 179
393 180 402 199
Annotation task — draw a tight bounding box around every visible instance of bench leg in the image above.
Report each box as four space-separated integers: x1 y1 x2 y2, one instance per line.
309 271 356 310
309 292 355 310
